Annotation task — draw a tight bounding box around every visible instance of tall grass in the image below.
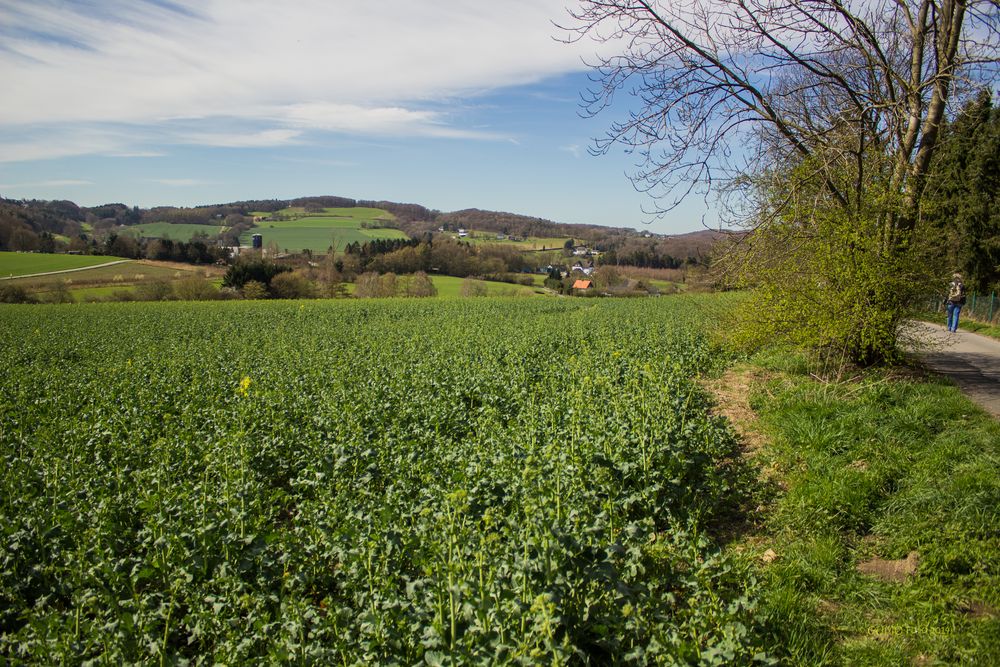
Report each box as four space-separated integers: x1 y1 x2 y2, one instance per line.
738 350 1000 664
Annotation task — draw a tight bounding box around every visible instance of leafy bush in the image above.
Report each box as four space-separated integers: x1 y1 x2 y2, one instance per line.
269 271 316 299
401 271 437 297
222 259 290 290
460 278 488 297
173 276 221 301
241 280 268 299
0 284 36 304
134 280 174 301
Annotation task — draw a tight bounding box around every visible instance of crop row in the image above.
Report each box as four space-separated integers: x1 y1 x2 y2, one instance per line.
0 296 764 664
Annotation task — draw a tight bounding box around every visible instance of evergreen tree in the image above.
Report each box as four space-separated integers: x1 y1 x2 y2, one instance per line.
924 89 1000 292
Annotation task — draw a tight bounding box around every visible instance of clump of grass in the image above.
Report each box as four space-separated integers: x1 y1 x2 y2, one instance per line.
737 350 1000 664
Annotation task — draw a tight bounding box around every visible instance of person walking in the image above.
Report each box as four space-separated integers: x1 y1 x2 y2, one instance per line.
945 272 967 333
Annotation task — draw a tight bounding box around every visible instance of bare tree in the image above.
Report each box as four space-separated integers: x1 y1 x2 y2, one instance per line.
563 0 999 238
563 1 999 363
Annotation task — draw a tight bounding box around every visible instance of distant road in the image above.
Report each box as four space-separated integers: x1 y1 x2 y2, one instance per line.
909 321 1000 418
0 259 132 281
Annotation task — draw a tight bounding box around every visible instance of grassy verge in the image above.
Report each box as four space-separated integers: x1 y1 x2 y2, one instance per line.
956 319 1000 340
918 311 1000 341
716 350 1000 664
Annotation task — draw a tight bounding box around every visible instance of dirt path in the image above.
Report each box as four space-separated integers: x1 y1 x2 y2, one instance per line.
909 321 1000 418
1 259 132 281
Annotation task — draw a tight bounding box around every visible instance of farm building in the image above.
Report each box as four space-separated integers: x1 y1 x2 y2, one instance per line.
572 279 593 292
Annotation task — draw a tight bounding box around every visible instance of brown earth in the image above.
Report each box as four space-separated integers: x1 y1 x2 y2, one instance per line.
856 551 920 583
701 366 773 454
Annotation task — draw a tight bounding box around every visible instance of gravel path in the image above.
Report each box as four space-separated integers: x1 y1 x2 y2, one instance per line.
909 321 1000 418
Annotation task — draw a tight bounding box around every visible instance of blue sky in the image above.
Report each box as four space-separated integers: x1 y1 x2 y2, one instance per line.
0 0 719 234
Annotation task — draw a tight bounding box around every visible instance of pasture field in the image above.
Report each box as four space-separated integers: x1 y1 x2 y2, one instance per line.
458 232 574 251
0 296 762 663
239 225 409 253
269 206 396 221
121 223 226 242
242 207 407 253
427 275 540 298
6 260 223 297
0 252 127 278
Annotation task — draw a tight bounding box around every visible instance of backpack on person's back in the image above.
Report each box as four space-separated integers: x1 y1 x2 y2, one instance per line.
948 276 966 305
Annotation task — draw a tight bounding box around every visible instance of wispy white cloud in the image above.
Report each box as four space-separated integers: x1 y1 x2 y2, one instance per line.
0 179 93 189
146 178 213 187
109 151 166 158
0 128 134 162
561 144 584 158
0 0 592 160
177 128 302 148
280 103 509 140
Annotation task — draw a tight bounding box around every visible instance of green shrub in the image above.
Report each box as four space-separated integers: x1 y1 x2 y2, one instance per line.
0 284 36 304
269 271 316 299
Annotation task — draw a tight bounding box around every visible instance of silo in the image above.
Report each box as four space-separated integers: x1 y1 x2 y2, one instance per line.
251 234 263 249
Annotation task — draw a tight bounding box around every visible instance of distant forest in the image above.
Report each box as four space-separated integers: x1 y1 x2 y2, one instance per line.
0 194 728 270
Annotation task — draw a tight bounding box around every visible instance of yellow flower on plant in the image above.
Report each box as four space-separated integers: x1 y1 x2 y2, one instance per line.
237 375 252 397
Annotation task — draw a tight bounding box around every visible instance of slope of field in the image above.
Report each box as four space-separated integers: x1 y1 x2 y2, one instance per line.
121 223 226 241
269 206 395 221
6 259 224 296
243 207 407 252
456 231 573 251
427 275 539 297
0 296 759 663
0 252 127 277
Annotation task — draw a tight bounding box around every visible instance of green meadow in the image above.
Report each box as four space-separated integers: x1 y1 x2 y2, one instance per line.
240 225 408 253
242 207 407 253
459 231 574 251
0 251 128 278
269 206 395 221
427 275 539 298
121 223 226 242
4 260 223 300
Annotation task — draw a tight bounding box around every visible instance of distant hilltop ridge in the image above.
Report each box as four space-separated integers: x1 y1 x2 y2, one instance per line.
0 195 738 261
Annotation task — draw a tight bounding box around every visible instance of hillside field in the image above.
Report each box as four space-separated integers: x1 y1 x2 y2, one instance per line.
10 255 225 292
457 231 575 251
243 207 407 253
265 206 395 221
0 252 128 278
121 223 226 242
425 275 540 298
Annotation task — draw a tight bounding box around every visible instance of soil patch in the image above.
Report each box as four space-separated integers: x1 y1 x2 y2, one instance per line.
857 551 920 582
701 367 773 454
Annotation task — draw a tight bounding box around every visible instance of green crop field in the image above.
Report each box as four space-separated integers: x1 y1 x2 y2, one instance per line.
243 221 407 253
241 207 407 252
0 296 763 663
270 206 395 221
121 223 226 242
6 261 219 293
0 252 128 278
